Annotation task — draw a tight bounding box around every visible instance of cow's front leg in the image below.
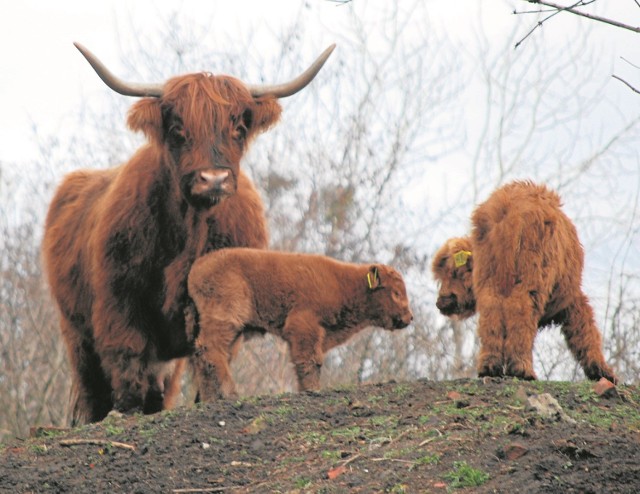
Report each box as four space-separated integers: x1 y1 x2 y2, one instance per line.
93 309 150 415
100 349 148 414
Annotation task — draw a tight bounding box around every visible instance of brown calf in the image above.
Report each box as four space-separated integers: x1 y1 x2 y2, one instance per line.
432 181 617 383
188 248 413 400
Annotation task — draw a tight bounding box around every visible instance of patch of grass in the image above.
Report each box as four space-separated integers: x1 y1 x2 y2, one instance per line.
576 385 597 403
281 456 306 466
334 383 357 393
331 426 361 441
29 444 48 455
295 431 327 445
582 407 617 429
415 453 440 466
35 428 66 439
389 483 408 493
235 395 262 407
160 408 180 420
444 461 490 488
321 450 342 461
496 382 520 399
383 447 414 460
324 396 351 407
104 424 125 437
369 415 399 428
393 383 412 397
274 404 294 416
293 476 313 489
139 426 157 439
418 414 434 425
528 380 548 394
452 380 480 395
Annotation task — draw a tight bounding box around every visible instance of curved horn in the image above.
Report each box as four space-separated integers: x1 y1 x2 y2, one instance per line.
74 42 164 98
245 44 336 98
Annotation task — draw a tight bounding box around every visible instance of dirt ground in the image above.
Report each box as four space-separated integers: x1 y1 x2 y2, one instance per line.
1 377 639 493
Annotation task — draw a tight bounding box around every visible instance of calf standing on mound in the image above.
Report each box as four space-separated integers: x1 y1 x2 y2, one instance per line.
188 248 413 400
431 181 617 383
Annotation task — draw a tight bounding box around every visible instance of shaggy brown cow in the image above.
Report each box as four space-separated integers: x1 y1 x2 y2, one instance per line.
431 181 617 383
187 248 414 400
42 42 335 424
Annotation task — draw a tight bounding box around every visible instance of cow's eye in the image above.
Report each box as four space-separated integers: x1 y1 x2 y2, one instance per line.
233 123 247 142
168 122 187 147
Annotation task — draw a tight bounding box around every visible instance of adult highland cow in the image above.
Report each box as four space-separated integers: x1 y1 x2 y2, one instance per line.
42 42 335 424
431 181 617 383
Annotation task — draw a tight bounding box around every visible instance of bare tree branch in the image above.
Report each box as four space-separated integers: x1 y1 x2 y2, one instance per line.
612 74 640 94
515 0 640 49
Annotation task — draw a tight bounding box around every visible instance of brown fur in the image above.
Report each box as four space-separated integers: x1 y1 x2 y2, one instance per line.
42 71 277 424
431 181 617 383
188 248 414 400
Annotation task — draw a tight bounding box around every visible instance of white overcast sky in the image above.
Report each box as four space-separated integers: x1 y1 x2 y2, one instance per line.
0 0 518 164
1 0 638 165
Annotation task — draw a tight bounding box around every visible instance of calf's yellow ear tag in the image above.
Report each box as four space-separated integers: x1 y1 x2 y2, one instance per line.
453 250 472 268
367 267 379 289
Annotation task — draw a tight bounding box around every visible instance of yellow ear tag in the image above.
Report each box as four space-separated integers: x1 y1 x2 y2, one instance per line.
453 250 472 268
367 268 379 289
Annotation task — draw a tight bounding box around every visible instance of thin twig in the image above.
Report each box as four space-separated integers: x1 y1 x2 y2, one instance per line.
59 438 135 451
340 452 363 466
514 0 584 48
371 458 417 464
386 426 417 446
418 437 437 447
612 74 640 94
173 488 234 493
524 0 640 33
621 56 640 71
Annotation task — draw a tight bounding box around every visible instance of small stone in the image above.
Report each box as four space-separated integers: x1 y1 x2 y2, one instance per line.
447 391 462 401
526 393 576 424
593 378 617 398
218 420 226 427
201 442 210 450
503 441 529 461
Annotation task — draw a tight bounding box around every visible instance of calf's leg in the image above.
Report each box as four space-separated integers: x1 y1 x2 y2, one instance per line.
476 291 537 380
560 294 617 383
282 311 325 391
501 291 538 380
476 294 508 378
192 318 240 401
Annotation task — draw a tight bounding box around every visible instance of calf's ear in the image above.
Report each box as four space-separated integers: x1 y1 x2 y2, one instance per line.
367 265 382 290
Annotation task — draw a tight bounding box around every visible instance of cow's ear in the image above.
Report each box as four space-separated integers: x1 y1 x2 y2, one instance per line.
453 250 472 270
367 265 382 291
250 97 282 135
127 98 163 143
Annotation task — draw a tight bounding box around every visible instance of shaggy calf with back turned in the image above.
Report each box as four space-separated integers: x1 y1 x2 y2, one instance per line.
431 180 617 383
188 248 413 400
